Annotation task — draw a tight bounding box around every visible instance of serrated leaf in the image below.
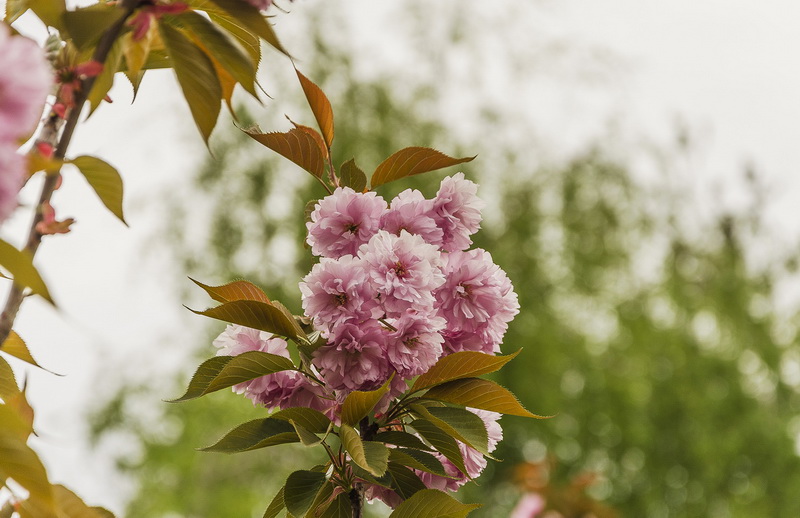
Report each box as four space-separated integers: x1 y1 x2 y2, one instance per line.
409 419 467 475
165 12 257 98
170 351 295 402
209 11 260 65
269 407 331 433
412 405 489 456
423 378 546 418
0 238 53 304
290 420 322 446
389 489 480 518
245 127 326 179
340 423 389 477
0 355 20 399
284 470 327 517
159 21 221 144
341 375 392 426
70 155 126 225
373 431 434 452
0 406 54 511
5 0 28 24
339 159 367 192
61 3 123 50
5 385 34 436
286 117 329 160
28 0 64 29
386 462 426 500
296 69 334 148
53 484 116 518
87 37 124 115
412 350 520 392
318 493 350 518
205 0 288 55
389 448 448 477
370 147 475 188
187 299 303 340
122 29 154 79
201 417 297 452
262 486 285 518
303 481 334 518
190 277 270 304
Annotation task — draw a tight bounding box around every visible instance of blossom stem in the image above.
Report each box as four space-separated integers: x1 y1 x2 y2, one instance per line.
0 0 141 345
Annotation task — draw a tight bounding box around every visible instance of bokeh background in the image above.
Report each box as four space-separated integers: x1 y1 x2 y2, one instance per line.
6 1 800 517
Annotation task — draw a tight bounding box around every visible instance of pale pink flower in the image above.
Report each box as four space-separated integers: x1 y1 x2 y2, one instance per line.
312 322 390 394
510 494 546 518
385 311 445 378
306 187 387 258
0 25 51 141
300 255 380 331
435 249 519 354
416 454 465 492
432 173 485 252
471 408 503 452
380 188 443 246
359 230 445 317
364 485 402 509
0 144 25 223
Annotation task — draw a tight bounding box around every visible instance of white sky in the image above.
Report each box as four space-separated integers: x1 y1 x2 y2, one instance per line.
3 0 800 514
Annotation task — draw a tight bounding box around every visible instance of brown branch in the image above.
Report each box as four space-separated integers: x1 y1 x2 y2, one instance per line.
0 0 140 345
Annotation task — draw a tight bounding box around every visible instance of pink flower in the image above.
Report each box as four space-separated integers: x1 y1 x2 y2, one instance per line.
471 408 503 452
0 25 52 141
384 311 445 378
432 173 485 252
359 230 445 317
416 454 465 492
510 494 546 518
435 249 519 354
312 322 390 394
380 189 443 246
364 485 402 509
300 255 380 331
0 144 25 223
306 187 387 258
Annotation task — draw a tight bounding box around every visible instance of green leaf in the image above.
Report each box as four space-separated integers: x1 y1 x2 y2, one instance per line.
0 330 52 372
0 238 53 304
290 420 322 446
70 155 126 225
340 424 389 477
269 407 331 433
303 481 335 518
318 493 351 518
389 489 480 518
190 277 270 304
370 147 475 188
87 37 125 115
0 355 20 400
339 159 367 192
62 4 124 51
245 127 326 180
187 299 304 341
208 12 260 65
165 12 257 98
389 448 448 477
261 486 285 518
0 405 54 512
296 69 334 148
373 431 434 452
412 350 521 392
159 21 222 144
5 0 29 24
170 351 295 402
205 0 288 55
284 470 327 517
422 378 546 418
412 405 490 456
409 419 467 475
386 462 426 500
201 417 297 453
340 375 392 426
28 0 64 29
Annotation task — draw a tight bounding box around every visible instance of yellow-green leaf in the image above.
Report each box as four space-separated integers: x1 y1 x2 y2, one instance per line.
208 11 260 65
386 462 426 500
61 3 123 50
422 378 546 418
262 486 285 518
289 420 322 446
340 423 389 477
169 351 296 402
0 238 53 304
201 418 297 453
187 299 304 341
318 493 350 518
0 355 20 400
409 419 467 475
87 37 125 115
340 375 392 426
373 430 434 452
389 448 448 477
69 155 126 225
411 404 490 456
159 21 222 144
269 407 331 433
245 127 326 180
284 470 327 517
340 159 367 192
296 69 334 148
28 0 64 30
122 29 154 80
0 405 54 512
53 484 116 518
370 147 475 189
205 0 288 55
190 277 270 304
412 350 520 392
389 489 480 518
4 0 29 23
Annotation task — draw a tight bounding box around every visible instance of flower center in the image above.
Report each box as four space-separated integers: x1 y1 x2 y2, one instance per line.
393 261 408 279
333 293 348 306
345 222 360 234
456 283 472 298
404 337 420 349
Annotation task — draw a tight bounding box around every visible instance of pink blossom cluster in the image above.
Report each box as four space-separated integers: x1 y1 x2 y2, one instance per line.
0 25 52 223
302 173 519 397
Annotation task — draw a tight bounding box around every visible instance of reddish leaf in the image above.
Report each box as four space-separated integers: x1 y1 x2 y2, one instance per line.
190 277 270 304
296 69 334 148
370 147 475 188
187 300 303 341
245 127 326 180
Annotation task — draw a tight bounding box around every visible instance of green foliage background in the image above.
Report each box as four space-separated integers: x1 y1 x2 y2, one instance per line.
90 4 800 518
